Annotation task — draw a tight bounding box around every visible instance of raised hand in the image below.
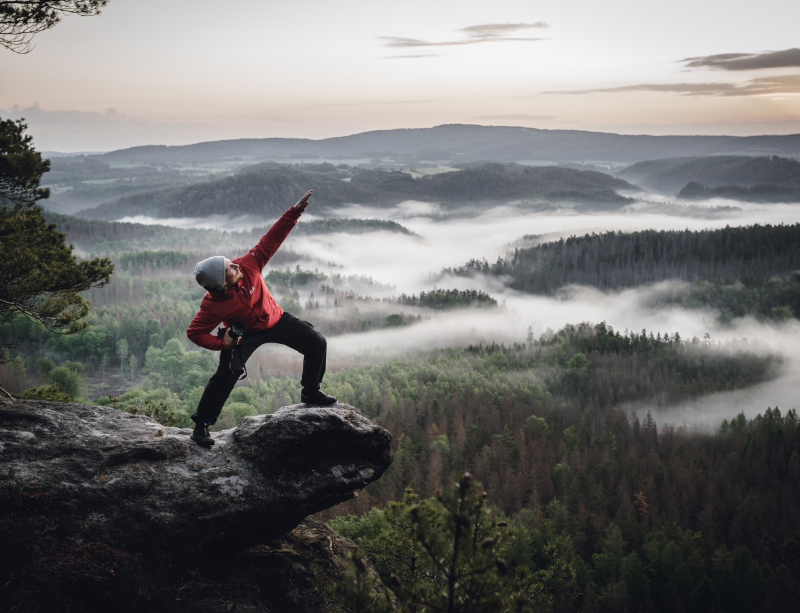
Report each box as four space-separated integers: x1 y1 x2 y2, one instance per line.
292 190 313 213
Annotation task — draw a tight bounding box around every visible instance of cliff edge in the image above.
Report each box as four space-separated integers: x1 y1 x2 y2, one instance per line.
0 398 394 612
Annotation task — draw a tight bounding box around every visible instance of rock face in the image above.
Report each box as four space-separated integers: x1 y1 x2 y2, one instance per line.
175 517 397 613
0 399 392 552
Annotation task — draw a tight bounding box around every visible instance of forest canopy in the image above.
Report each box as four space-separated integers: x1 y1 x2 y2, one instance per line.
448 224 800 295
78 163 636 220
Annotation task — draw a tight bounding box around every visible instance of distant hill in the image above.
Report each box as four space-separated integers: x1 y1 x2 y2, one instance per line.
617 155 800 194
677 181 800 202
446 224 800 294
41 210 221 252
96 124 800 165
42 210 412 258
291 218 415 236
78 163 636 220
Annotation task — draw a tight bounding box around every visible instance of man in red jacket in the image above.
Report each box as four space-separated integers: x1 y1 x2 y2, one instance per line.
186 190 336 447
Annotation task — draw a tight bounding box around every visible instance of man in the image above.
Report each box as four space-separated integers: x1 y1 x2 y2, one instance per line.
187 190 336 447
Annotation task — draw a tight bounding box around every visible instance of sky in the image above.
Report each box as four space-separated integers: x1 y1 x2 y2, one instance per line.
2 0 800 150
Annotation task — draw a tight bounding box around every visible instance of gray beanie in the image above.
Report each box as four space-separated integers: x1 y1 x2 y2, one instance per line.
194 256 226 291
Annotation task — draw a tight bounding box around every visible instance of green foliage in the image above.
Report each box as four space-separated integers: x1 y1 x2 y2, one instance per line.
265 267 328 289
544 187 632 207
565 352 589 385
333 548 395 613
396 288 497 310
654 275 800 323
115 250 196 274
678 181 800 202
126 396 191 428
83 162 634 220
384 314 408 328
106 386 190 428
116 337 129 371
20 383 70 402
448 225 800 295
524 415 549 438
419 163 632 204
216 401 258 429
35 357 55 377
331 489 431 592
765 532 800 583
0 119 114 362
316 323 797 612
0 118 50 205
144 339 215 396
47 364 83 400
0 204 114 361
292 218 415 236
618 154 800 194
334 477 575 613
40 210 241 255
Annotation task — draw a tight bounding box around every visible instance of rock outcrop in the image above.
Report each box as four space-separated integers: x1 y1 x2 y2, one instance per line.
174 516 396 613
0 399 392 552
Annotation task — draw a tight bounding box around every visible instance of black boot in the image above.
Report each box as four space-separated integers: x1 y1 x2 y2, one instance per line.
301 389 337 406
191 421 215 447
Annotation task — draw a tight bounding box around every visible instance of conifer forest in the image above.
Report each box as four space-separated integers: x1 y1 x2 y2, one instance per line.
3 4 800 611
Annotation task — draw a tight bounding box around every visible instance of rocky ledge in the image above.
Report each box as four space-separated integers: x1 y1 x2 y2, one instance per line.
0 399 393 552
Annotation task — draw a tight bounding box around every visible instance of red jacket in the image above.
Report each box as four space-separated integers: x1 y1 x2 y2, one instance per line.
187 207 301 351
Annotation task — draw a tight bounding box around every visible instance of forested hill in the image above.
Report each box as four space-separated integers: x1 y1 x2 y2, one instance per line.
97 124 800 164
42 210 414 253
41 210 222 253
678 182 800 203
617 155 800 194
78 163 634 220
449 224 800 294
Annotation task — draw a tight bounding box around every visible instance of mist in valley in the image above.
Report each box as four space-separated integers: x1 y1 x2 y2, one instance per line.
6 4 800 609
165 197 800 431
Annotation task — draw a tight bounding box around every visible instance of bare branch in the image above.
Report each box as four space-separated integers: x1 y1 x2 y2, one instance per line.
0 1 109 53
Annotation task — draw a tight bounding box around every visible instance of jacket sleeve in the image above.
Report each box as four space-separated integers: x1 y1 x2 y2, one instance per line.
236 207 301 272
187 302 226 351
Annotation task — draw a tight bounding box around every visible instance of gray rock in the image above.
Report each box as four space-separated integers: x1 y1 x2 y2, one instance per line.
0 399 392 552
175 517 398 613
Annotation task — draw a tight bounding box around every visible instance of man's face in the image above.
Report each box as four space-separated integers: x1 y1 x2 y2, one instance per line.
224 258 243 290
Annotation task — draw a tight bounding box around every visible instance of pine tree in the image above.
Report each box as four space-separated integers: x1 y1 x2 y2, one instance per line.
0 118 113 373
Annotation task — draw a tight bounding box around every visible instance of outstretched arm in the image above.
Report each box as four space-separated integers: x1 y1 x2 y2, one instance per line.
239 190 314 271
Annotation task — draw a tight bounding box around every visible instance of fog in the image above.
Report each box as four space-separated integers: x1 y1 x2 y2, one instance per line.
287 202 800 294
124 200 800 295
620 318 800 432
123 199 800 428
119 214 278 232
251 278 799 430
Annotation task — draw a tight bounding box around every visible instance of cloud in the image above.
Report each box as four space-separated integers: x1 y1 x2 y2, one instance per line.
546 73 800 97
380 22 549 54
472 114 556 121
459 22 549 38
383 53 442 59
683 48 800 71
0 103 306 152
4 103 139 130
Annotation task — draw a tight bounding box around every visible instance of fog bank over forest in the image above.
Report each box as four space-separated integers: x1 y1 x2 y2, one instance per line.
7 4 800 608
181 198 800 430
13 176 800 431
124 200 800 294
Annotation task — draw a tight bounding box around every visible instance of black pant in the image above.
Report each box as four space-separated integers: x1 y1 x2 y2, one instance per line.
192 312 327 426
